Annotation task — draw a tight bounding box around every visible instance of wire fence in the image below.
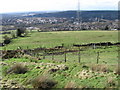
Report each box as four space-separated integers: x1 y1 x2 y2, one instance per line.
2 44 119 64
44 50 118 64
27 47 118 64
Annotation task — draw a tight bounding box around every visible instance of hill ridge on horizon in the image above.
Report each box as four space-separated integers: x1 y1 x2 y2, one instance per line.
2 10 118 21
28 10 118 21
1 10 118 14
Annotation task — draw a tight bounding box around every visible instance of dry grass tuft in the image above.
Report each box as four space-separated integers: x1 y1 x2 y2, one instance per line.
64 81 77 89
32 75 57 89
7 63 28 74
91 64 109 73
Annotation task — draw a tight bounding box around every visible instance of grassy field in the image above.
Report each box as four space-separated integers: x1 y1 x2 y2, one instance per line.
1 30 119 89
1 55 119 88
2 30 118 50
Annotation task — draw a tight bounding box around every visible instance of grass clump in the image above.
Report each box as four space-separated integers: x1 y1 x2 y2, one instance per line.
64 81 77 89
91 64 109 73
107 77 118 87
32 75 57 89
114 67 120 75
7 63 28 74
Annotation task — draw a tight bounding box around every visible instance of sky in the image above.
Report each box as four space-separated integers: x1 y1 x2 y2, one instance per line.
0 0 119 13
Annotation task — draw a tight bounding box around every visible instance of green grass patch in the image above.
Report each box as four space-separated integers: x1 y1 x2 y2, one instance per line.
2 31 118 50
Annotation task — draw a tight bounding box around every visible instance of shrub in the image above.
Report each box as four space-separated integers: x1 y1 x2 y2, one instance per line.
7 63 28 74
24 30 29 37
64 81 77 89
3 35 11 44
32 75 57 89
16 28 25 37
91 64 109 73
11 31 16 39
105 25 109 30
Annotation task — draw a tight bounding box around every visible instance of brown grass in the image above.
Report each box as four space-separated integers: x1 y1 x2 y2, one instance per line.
91 64 109 73
32 75 57 89
7 63 28 74
64 81 77 89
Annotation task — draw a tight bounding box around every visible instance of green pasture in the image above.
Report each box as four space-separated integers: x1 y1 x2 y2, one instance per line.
2 30 119 50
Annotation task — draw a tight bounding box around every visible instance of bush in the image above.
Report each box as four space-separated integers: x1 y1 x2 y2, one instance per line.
17 28 25 37
32 75 57 89
3 35 11 44
24 30 29 37
105 25 109 30
7 63 28 74
11 31 16 38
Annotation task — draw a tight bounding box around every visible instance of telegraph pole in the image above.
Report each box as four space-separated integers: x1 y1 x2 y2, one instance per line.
77 0 82 30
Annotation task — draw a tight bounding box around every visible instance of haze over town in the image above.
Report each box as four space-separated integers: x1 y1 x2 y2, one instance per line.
1 0 119 13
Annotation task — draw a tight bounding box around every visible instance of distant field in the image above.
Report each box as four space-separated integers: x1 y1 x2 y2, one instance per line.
2 30 118 50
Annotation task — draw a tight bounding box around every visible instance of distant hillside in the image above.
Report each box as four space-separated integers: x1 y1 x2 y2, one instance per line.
2 10 118 22
28 10 118 21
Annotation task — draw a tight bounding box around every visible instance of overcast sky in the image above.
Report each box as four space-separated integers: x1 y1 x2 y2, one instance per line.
0 0 119 13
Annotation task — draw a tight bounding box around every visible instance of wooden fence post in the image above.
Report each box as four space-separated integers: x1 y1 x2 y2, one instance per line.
93 44 96 49
78 47 81 63
64 49 67 62
97 52 100 64
52 50 54 60
30 49 32 56
43 50 46 59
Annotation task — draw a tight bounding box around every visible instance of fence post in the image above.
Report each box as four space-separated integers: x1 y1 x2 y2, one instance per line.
97 52 100 64
43 50 46 59
64 48 67 62
93 44 96 49
52 50 54 60
30 49 32 56
78 47 81 63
